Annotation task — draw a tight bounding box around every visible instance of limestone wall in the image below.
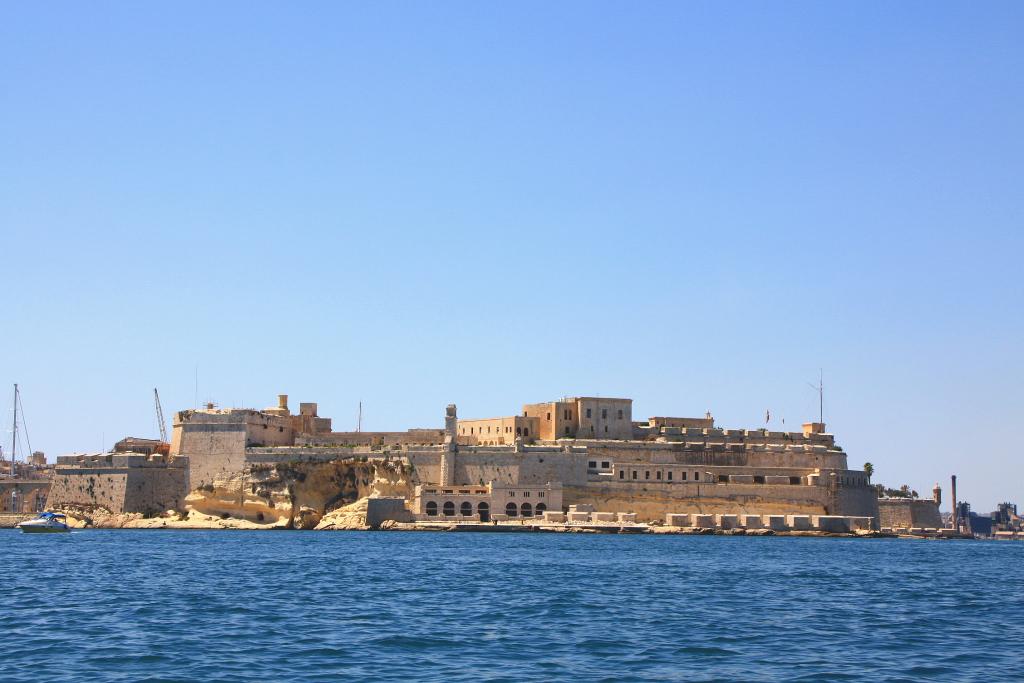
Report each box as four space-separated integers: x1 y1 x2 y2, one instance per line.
176 425 247 490
298 429 445 447
47 465 187 515
47 469 129 513
563 481 831 522
584 441 848 470
405 446 587 488
123 467 188 515
561 478 878 523
878 499 942 529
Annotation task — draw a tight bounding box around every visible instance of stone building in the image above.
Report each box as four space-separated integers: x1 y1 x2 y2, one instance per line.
163 392 880 525
411 481 564 522
523 397 634 440
0 455 53 514
0 479 50 513
457 415 539 445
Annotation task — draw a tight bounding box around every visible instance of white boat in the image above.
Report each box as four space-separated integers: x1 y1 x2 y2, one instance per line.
17 511 70 533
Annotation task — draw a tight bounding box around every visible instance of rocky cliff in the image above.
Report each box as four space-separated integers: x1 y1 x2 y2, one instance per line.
55 459 415 530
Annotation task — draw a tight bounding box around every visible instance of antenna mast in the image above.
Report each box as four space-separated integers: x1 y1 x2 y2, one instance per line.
10 384 17 477
817 369 823 424
807 370 824 425
357 401 362 432
154 388 168 443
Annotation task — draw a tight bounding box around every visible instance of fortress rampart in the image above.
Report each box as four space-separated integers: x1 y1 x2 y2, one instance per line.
161 393 880 525
47 452 188 515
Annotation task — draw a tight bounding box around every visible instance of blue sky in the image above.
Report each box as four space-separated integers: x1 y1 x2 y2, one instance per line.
2 2 1021 510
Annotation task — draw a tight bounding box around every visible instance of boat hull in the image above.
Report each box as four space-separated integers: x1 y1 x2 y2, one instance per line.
17 523 70 533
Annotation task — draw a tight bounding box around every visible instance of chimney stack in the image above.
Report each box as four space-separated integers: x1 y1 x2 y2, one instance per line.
951 475 958 531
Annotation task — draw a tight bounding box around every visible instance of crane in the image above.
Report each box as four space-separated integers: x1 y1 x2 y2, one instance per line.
154 388 168 443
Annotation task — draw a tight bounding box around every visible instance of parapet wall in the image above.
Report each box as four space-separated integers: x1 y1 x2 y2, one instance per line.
563 479 878 523
297 429 445 447
582 440 848 470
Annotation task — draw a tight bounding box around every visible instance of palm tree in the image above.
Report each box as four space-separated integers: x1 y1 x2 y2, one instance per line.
863 462 874 478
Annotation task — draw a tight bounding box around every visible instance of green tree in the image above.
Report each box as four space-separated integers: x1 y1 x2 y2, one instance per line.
863 462 874 478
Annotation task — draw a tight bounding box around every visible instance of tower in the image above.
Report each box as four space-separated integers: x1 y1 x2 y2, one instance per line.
440 404 457 486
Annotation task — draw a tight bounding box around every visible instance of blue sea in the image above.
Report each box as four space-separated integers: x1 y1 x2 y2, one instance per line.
1 530 1022 682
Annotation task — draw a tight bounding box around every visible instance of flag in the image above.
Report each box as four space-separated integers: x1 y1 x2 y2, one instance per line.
765 409 770 424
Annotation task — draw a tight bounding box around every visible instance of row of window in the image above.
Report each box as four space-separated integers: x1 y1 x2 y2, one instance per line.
461 425 531 437
423 500 549 518
617 470 804 485
585 408 624 420
621 470 702 481
540 409 626 421
507 490 544 498
504 502 546 517
588 461 612 469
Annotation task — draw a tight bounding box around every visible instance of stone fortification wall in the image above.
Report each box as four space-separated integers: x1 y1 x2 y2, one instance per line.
564 481 833 521
878 499 942 529
405 446 587 488
172 409 297 489
47 460 187 516
583 440 848 471
834 484 881 521
297 430 444 447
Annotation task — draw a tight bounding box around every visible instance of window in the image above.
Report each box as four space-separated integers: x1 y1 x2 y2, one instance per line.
645 471 650 480
618 409 623 419
588 461 597 468
604 425 608 433
524 491 530 497
668 471 673 481
506 502 518 517
619 470 624 479
602 409 607 419
632 471 637 480
516 427 522 436
694 472 700 481
601 461 609 468
536 503 546 514
681 471 687 481
586 408 592 418
509 491 515 497
564 427 570 436
538 492 544 498
460 501 473 516
425 501 438 516
521 502 533 518
524 428 529 437
656 471 662 480
442 501 455 516
546 412 551 421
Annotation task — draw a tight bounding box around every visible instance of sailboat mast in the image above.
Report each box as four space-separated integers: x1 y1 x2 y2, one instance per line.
11 384 18 477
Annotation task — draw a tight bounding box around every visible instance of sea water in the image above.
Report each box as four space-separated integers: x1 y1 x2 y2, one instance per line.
1 530 1022 682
